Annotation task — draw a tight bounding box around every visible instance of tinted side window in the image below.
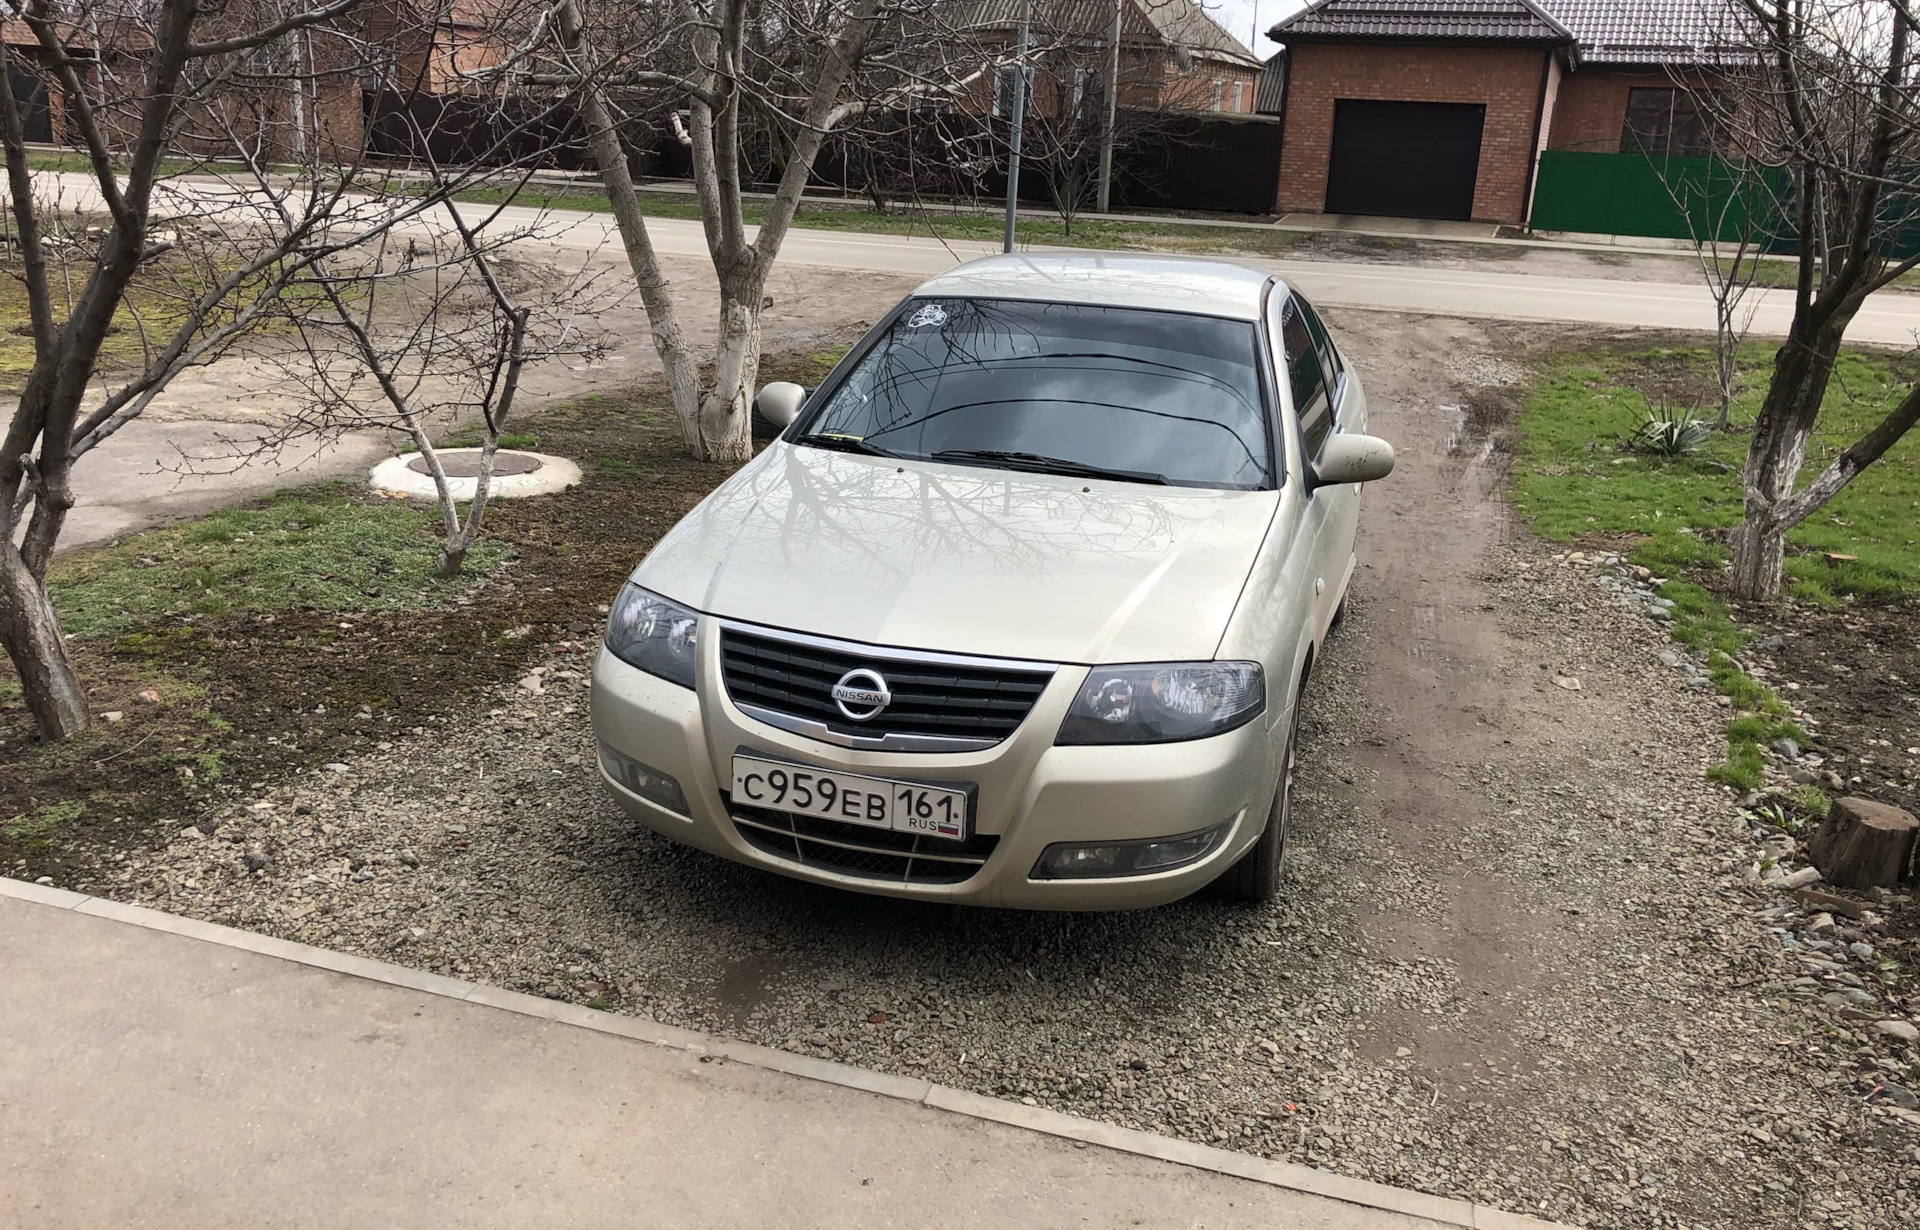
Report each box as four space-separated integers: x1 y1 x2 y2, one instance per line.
1297 295 1343 388
1281 297 1332 459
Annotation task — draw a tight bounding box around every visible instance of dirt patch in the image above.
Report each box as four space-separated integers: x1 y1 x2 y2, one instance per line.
1756 603 1920 821
1748 599 1920 955
1 346 840 883
1447 386 1520 467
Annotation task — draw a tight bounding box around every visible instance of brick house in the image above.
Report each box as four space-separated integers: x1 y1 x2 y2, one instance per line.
953 0 1265 117
1266 0 1739 225
3 21 72 145
6 1 508 163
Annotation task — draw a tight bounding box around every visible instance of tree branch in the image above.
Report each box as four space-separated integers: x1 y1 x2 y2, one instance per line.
184 0 371 57
1771 382 1920 531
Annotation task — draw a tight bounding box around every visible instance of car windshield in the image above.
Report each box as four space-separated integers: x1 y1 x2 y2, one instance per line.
793 298 1272 489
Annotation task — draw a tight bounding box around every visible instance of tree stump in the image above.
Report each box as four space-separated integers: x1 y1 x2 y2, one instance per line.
1807 798 1919 888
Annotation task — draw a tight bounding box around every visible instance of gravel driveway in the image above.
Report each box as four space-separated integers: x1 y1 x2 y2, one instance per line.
99 312 1920 1230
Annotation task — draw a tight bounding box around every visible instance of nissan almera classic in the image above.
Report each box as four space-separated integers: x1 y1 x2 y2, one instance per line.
590 254 1394 909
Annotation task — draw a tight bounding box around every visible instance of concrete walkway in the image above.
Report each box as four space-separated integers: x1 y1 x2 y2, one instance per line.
0 882 1564 1230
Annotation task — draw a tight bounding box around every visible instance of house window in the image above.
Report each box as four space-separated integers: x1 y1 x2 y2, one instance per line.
1232 80 1244 112
1620 87 1719 158
994 65 1030 118
1211 79 1223 109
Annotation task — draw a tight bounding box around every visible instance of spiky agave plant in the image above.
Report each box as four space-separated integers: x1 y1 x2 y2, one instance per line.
1631 402 1715 459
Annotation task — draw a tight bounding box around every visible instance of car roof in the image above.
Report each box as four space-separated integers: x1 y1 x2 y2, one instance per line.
912 254 1276 322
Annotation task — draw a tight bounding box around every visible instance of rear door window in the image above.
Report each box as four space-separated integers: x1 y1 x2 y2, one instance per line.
1281 296 1332 459
1296 295 1343 393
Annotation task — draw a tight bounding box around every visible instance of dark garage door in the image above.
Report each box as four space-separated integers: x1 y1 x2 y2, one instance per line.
1324 99 1485 221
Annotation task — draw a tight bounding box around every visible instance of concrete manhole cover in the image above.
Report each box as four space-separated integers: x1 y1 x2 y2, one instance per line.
370 447 583 501
406 451 544 478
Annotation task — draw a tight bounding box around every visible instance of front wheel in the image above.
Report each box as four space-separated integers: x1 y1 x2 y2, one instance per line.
1211 689 1300 902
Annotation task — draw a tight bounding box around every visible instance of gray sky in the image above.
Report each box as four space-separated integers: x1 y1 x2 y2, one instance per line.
1204 0 1306 55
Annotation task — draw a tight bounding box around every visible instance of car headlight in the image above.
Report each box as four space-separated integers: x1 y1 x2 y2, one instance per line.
605 583 699 688
1055 662 1263 745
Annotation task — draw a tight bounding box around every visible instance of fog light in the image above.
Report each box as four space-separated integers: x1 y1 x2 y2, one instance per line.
598 742 689 815
1030 823 1230 880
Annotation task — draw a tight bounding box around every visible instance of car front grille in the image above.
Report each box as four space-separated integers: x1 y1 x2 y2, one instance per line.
727 799 999 886
718 626 1054 749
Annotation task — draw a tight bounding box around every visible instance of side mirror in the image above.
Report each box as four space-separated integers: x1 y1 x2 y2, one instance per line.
753 381 807 430
1310 434 1395 489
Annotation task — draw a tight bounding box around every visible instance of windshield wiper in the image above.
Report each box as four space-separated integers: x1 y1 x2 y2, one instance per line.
796 433 902 459
932 449 1171 486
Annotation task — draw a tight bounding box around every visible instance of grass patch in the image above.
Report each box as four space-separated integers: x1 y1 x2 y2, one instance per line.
1707 742 1766 793
1725 713 1807 746
0 246 228 398
3 800 84 851
439 426 541 450
1791 784 1832 820
1738 255 1920 294
1512 342 1920 603
48 483 510 639
1512 338 1920 788
448 182 1311 259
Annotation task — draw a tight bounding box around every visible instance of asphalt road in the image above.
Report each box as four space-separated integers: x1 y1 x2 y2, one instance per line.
482 203 1920 346
15 169 1920 344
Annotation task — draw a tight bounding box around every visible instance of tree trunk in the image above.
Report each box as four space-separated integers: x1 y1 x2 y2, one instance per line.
1727 323 1836 602
0 544 88 740
693 283 763 464
1728 520 1787 602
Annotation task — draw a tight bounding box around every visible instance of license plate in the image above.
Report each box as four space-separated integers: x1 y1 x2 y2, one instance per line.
730 755 969 841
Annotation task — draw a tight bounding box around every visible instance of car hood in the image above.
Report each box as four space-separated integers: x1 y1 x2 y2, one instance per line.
633 443 1278 665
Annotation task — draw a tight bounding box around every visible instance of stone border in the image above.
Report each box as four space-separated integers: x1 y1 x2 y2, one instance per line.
1 876 1570 1230
369 449 583 501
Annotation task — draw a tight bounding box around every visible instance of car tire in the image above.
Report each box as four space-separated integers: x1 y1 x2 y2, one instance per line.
1211 685 1300 902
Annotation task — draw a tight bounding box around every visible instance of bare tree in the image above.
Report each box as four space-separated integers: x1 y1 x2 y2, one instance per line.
1002 13 1176 235
282 186 611 576
1658 151 1771 428
0 0 567 740
1712 0 1920 600
514 0 994 463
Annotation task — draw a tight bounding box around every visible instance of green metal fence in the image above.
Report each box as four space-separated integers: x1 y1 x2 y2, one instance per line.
1529 150 1779 243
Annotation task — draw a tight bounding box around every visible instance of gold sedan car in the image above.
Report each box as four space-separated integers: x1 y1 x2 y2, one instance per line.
591 255 1393 909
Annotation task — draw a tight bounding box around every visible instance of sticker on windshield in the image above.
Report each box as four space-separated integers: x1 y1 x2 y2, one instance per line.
906 303 948 329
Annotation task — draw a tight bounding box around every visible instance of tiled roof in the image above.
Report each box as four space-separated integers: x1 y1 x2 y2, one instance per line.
951 1 1263 68
1269 0 1743 66
1271 0 1574 45
1540 0 1743 65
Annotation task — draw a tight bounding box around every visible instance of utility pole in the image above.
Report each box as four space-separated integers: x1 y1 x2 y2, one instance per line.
1095 0 1122 215
1003 0 1032 253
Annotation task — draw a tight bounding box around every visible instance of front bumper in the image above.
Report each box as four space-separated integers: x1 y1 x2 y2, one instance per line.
588 627 1282 910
